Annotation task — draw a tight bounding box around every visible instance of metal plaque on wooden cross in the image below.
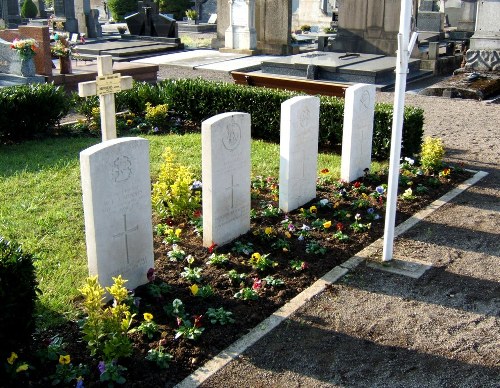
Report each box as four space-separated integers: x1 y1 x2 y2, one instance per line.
78 56 133 142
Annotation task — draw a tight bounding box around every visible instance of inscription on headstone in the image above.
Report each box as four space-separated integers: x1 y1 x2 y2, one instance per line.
80 137 154 292
279 96 320 213
341 84 376 182
202 112 251 247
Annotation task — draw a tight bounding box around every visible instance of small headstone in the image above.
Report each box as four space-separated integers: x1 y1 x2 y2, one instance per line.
279 96 320 213
125 0 177 37
80 137 154 292
202 112 251 247
207 13 217 24
340 83 376 182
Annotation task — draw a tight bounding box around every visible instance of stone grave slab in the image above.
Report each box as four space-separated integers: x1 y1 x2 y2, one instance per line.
202 112 251 247
133 49 248 68
341 84 376 182
80 137 154 292
279 96 320 212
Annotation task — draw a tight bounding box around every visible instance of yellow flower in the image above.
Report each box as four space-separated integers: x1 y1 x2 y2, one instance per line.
264 227 273 235
323 220 332 229
143 312 154 322
189 284 199 296
285 231 292 239
333 202 340 208
309 205 317 213
16 363 29 373
7 352 18 365
251 252 261 260
59 354 71 365
175 228 182 237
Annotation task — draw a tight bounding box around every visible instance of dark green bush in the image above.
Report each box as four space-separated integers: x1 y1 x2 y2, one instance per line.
117 81 163 115
21 0 38 18
0 236 40 357
0 83 69 142
158 78 424 159
108 0 138 21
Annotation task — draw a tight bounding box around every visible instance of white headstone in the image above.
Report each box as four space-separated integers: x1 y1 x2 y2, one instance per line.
279 96 320 213
80 137 154 292
202 112 251 247
207 13 217 24
340 83 376 182
224 0 257 50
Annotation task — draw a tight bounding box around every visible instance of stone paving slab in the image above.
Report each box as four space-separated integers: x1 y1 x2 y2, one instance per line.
133 50 248 68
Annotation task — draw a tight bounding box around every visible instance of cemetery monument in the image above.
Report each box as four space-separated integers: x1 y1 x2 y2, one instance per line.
340 84 375 182
126 0 177 38
279 96 320 212
80 137 155 293
202 112 251 247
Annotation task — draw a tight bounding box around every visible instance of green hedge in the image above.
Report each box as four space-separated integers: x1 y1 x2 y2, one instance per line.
0 236 40 357
156 78 424 159
0 83 69 143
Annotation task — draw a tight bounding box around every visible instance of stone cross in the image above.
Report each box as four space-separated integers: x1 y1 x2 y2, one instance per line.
78 55 133 142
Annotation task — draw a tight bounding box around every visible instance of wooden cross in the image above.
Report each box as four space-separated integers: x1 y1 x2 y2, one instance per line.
78 55 133 142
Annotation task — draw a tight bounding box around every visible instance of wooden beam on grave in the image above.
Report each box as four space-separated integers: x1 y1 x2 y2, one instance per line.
231 71 349 98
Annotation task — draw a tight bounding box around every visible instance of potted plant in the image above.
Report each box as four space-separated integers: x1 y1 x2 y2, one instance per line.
50 34 73 74
185 9 198 24
300 24 311 34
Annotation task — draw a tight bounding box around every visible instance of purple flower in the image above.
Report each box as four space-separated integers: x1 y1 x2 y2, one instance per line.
376 186 385 194
367 208 375 214
98 361 106 375
190 180 202 190
153 127 159 133
288 224 295 232
340 189 347 197
147 267 155 282
76 377 84 388
374 214 381 220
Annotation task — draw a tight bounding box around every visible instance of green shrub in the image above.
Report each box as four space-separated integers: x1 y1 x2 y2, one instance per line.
0 84 69 142
117 81 163 115
158 0 194 19
107 0 137 21
0 236 40 357
158 78 424 159
21 0 38 18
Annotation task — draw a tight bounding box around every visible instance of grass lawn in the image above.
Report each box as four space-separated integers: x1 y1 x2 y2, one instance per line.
0 133 385 328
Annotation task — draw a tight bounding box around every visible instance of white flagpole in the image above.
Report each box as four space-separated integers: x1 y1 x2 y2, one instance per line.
382 0 417 262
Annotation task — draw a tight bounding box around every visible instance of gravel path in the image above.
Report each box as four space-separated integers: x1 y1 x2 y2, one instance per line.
157 65 500 387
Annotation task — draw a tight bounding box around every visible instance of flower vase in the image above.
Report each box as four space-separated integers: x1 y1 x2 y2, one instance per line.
20 57 36 77
59 56 72 74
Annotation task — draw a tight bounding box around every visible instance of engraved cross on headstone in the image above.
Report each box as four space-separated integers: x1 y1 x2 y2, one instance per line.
78 56 133 142
225 175 239 208
113 214 139 264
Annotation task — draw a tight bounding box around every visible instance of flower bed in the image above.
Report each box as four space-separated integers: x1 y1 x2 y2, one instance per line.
4 153 471 386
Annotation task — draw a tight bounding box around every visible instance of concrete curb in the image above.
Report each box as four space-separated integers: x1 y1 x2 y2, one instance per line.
175 169 487 388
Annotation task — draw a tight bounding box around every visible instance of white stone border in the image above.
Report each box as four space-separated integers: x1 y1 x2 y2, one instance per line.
175 169 487 388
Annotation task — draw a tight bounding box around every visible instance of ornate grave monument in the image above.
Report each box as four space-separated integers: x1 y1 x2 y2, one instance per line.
126 0 177 38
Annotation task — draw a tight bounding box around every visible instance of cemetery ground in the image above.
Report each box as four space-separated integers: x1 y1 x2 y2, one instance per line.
1 74 499 385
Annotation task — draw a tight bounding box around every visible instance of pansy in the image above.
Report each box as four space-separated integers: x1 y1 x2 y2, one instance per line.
16 363 29 373
143 312 154 322
98 361 106 374
309 205 317 213
252 278 262 290
367 208 375 214
323 220 332 229
193 315 203 328
189 284 199 295
190 180 202 190
264 227 273 235
355 213 361 221
320 168 330 174
147 267 155 282
7 352 18 365
301 224 310 231
285 231 292 239
59 354 71 365
376 185 385 194
175 228 182 237
318 198 329 206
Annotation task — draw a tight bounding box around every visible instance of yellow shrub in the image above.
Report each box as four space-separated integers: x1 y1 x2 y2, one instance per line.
152 148 201 220
145 102 168 130
420 137 445 172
